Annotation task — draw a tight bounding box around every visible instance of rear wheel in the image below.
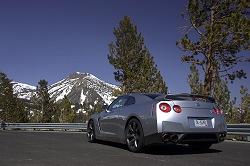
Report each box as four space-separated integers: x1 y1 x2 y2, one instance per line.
87 120 96 143
125 119 145 153
188 143 212 151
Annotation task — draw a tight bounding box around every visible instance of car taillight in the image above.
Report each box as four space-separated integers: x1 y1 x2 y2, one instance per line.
212 106 223 114
173 105 182 113
159 103 171 113
217 107 222 114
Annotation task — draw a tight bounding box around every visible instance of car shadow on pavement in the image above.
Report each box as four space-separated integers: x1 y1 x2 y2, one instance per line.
143 144 222 155
95 140 128 150
94 140 222 155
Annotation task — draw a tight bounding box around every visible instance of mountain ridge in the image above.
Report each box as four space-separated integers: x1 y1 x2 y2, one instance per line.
13 72 119 105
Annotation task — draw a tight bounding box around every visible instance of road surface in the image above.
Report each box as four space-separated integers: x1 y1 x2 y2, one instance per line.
0 130 249 166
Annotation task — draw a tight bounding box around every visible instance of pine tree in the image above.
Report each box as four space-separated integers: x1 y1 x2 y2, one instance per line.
108 15 168 95
0 72 28 122
73 103 86 123
32 79 55 123
212 71 236 122
177 0 250 95
187 64 203 94
59 96 75 123
87 102 102 117
235 85 250 123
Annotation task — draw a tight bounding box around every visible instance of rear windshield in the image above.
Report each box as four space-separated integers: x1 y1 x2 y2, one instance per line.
164 94 215 103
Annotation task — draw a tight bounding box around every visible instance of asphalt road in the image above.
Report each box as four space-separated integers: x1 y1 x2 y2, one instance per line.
0 130 249 166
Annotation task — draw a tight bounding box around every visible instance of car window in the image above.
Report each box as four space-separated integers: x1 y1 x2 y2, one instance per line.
124 96 135 106
108 96 128 110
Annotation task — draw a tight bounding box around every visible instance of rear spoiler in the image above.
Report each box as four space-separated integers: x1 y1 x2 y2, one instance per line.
162 93 216 103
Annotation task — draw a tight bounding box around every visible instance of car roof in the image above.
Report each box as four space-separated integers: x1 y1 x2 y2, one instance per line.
128 93 163 99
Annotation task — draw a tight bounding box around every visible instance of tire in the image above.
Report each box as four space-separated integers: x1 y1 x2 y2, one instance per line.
188 143 212 151
87 120 96 143
125 119 145 153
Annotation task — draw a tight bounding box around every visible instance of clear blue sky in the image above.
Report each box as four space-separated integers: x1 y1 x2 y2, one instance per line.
0 0 249 103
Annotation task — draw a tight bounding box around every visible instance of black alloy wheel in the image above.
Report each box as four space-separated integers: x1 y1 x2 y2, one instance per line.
125 119 145 153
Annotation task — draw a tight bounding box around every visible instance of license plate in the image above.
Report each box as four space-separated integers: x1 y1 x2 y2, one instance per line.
194 119 208 127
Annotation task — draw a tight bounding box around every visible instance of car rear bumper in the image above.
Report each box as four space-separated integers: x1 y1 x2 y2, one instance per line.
159 120 227 133
144 132 226 146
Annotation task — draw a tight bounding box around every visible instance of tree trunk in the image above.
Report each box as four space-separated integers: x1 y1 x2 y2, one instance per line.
203 56 214 96
204 74 212 95
121 75 127 94
122 85 126 94
203 5 215 96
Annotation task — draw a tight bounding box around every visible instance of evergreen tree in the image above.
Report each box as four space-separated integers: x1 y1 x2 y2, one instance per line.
235 85 250 123
29 109 43 123
59 96 75 123
87 102 103 119
108 15 168 95
32 79 55 122
0 72 28 122
93 103 102 114
187 64 203 94
212 71 236 122
73 103 86 123
176 0 250 95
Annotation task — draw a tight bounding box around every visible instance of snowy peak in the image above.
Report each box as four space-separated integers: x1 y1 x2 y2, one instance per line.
68 72 92 79
49 72 119 104
12 82 36 100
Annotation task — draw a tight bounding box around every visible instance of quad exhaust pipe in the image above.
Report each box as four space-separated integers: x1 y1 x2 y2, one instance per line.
162 133 179 143
162 133 171 142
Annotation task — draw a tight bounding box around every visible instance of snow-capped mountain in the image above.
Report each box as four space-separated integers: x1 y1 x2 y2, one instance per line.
13 72 119 104
12 82 36 100
49 72 119 104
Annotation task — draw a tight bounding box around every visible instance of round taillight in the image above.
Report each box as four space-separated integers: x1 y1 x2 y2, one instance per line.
173 105 182 113
213 107 217 114
217 106 222 114
159 103 171 113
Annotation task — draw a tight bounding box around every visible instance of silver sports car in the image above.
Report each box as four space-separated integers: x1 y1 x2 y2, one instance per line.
87 93 227 152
